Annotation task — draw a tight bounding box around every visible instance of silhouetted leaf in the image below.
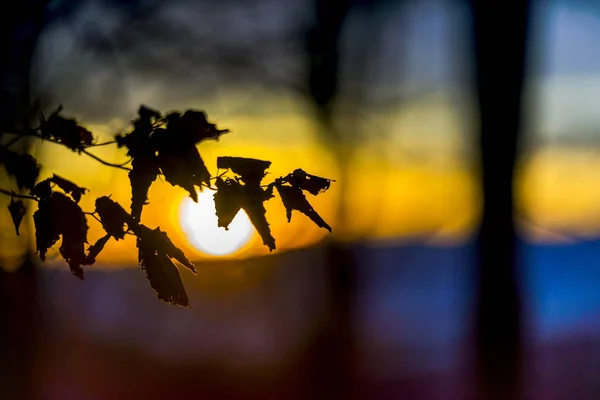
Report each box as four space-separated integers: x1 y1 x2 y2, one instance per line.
85 234 111 265
117 106 229 214
138 237 189 307
49 174 87 203
136 224 196 306
8 199 26 236
214 177 244 229
119 105 161 158
243 185 276 251
55 193 89 278
0 102 338 307
135 225 196 274
116 106 162 219
33 192 89 278
214 177 275 251
31 179 52 200
164 110 229 145
217 157 271 185
39 106 94 152
275 184 331 232
283 169 332 195
95 196 132 240
129 156 159 221
138 104 161 122
33 200 59 262
158 145 211 202
0 149 41 190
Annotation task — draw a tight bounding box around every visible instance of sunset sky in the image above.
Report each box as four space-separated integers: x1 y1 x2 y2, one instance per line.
2 0 600 267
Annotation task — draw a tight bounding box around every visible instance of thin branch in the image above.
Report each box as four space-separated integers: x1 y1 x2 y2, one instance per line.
115 157 133 167
89 140 117 148
1 131 132 171
200 182 217 191
0 188 39 201
84 211 103 224
81 149 132 171
4 135 23 149
209 170 228 180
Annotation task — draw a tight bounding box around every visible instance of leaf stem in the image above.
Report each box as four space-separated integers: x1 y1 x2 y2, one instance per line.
1 131 132 171
81 149 132 171
0 188 39 202
90 140 117 147
209 170 228 181
84 211 103 224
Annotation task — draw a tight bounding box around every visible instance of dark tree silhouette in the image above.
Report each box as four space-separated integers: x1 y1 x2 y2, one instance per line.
1 104 335 306
0 1 49 398
302 1 356 399
470 1 531 399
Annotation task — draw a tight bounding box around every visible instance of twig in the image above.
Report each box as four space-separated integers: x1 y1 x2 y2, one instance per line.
84 211 103 224
4 135 23 149
1 131 132 171
82 149 132 171
89 140 117 148
0 188 39 202
209 170 228 180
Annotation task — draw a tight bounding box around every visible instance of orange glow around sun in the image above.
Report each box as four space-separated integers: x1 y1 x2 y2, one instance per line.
7 94 600 270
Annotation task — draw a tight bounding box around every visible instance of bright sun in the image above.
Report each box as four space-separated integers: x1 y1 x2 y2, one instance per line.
179 189 254 256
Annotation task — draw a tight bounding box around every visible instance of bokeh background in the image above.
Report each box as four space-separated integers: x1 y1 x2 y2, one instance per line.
1 0 600 398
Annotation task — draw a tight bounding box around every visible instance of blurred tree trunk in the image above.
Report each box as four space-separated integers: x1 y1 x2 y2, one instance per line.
0 1 48 398
470 1 531 399
303 0 357 398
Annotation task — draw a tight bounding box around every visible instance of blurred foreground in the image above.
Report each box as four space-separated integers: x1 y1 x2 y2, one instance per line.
0 239 596 399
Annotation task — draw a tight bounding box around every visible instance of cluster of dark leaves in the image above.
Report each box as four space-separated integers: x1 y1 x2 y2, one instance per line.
115 105 229 221
1 143 196 306
39 105 95 152
93 196 197 306
214 157 333 252
0 105 334 307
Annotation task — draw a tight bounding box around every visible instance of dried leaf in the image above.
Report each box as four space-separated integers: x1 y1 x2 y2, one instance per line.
33 200 60 261
217 157 271 185
95 196 132 240
50 174 87 203
275 184 331 232
129 156 159 221
31 179 52 200
117 107 228 218
158 230 196 273
33 192 89 278
157 145 211 201
116 108 162 220
214 178 244 229
85 234 111 265
8 199 26 236
138 237 189 307
138 104 161 121
0 149 41 190
135 225 196 274
54 193 89 278
164 110 229 145
213 178 275 250
285 169 332 195
40 106 94 152
136 224 196 306
243 186 276 251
